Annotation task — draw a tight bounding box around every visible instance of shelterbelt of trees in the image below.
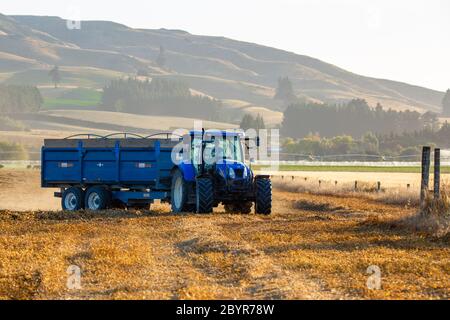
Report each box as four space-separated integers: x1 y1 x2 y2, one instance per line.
282 99 437 139
280 99 447 158
101 78 222 120
283 125 450 159
0 85 43 113
0 141 28 160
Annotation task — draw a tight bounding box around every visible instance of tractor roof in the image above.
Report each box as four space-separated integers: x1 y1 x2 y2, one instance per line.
189 130 245 138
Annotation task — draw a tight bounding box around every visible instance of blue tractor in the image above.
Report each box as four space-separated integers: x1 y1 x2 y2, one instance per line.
41 130 272 214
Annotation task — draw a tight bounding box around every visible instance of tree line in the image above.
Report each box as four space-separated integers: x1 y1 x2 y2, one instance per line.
0 141 28 160
0 85 43 113
100 78 222 120
283 132 381 159
282 99 437 139
282 122 450 159
377 122 450 154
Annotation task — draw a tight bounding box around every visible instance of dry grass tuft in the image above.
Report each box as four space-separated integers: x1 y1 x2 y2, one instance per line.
275 176 450 239
401 192 450 238
273 176 419 207
356 191 450 239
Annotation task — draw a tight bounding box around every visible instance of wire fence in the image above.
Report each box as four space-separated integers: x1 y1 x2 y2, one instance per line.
278 152 450 161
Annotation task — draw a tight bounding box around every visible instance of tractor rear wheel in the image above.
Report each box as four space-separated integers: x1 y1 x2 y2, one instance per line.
255 178 272 215
171 170 190 213
196 177 213 214
85 186 112 211
62 187 84 211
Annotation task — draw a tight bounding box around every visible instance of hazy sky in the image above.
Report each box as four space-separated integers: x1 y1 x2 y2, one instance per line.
1 0 449 91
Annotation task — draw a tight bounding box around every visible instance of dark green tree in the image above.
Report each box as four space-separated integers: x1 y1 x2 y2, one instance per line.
422 111 439 130
240 114 266 130
156 45 166 68
274 76 296 102
255 114 266 130
0 85 43 113
240 114 254 130
48 65 61 88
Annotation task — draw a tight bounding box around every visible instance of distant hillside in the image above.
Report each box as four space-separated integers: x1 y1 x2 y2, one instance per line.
0 14 445 121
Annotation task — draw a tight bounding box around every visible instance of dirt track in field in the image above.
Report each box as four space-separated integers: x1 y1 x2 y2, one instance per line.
0 169 448 300
0 169 59 211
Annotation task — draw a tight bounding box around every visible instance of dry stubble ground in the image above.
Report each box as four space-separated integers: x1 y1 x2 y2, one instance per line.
0 169 448 300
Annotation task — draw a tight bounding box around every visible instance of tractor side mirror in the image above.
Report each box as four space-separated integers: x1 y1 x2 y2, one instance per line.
244 137 260 149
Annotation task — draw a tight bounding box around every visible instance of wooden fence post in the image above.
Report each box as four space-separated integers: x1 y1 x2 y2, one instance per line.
420 146 431 208
434 148 441 200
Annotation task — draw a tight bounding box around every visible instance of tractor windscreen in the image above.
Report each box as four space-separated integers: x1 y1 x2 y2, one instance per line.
196 135 244 164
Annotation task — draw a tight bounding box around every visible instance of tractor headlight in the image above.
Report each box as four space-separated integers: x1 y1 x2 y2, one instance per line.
228 167 236 179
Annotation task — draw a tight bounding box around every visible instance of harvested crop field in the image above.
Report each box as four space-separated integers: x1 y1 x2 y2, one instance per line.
0 169 448 300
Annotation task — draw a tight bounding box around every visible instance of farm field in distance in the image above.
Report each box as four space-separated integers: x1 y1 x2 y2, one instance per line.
255 165 450 174
0 168 448 300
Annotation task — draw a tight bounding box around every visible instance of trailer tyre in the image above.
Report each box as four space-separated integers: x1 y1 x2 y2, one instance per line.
255 178 272 215
62 187 84 211
196 178 213 214
85 186 111 211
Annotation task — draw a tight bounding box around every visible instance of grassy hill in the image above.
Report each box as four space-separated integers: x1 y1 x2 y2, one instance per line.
0 13 445 123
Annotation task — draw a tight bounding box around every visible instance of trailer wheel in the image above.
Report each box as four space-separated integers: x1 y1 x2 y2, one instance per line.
255 178 272 215
171 170 189 213
62 187 84 211
196 178 213 214
85 186 111 211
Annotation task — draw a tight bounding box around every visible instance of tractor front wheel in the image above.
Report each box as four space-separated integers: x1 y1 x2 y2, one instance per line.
196 177 213 214
255 178 272 215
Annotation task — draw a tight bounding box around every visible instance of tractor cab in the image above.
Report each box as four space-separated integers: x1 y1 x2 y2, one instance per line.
192 131 252 194
189 130 246 174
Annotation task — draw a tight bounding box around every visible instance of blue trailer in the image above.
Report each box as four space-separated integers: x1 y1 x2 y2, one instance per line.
41 131 272 214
